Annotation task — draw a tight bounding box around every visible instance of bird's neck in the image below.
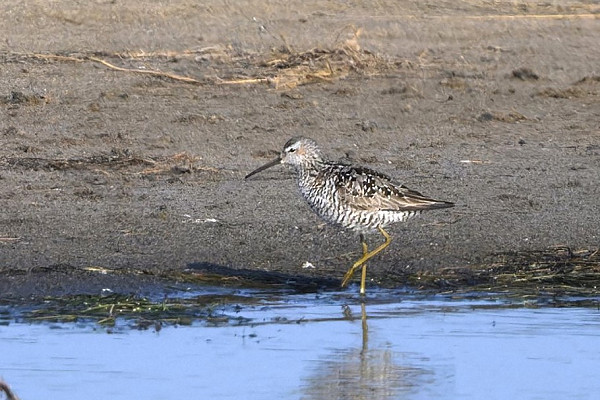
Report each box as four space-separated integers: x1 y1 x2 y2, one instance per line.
294 159 324 179
294 160 329 198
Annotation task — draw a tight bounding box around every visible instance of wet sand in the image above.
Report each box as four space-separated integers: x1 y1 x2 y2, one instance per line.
1 1 599 298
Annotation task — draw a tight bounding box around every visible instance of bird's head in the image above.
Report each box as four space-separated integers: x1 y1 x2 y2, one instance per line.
245 136 323 179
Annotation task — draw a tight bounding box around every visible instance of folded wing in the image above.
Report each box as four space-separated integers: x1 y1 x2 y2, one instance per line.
333 166 454 212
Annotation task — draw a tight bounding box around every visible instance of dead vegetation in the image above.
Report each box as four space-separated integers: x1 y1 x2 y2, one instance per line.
17 293 250 328
1 247 597 328
241 28 393 89
575 75 600 85
484 246 599 289
0 151 220 178
477 110 527 123
0 28 392 89
410 246 600 299
536 87 588 99
511 67 539 81
0 90 48 106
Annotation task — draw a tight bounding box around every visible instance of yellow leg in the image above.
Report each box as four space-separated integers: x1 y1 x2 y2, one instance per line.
343 234 369 292
341 226 392 292
360 238 368 295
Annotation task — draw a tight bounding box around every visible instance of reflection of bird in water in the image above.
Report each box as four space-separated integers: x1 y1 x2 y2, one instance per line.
300 303 426 399
342 303 369 351
245 137 454 295
360 303 368 354
0 380 19 400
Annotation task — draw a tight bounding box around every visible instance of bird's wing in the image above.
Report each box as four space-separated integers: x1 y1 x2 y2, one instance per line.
333 165 453 212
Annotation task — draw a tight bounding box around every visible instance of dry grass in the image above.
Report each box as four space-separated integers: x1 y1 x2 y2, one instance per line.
0 28 393 89
477 110 528 123
1 151 221 178
411 246 600 297
23 294 197 327
219 28 394 89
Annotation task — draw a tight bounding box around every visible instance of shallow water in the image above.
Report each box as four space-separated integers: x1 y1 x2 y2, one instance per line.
1 289 599 400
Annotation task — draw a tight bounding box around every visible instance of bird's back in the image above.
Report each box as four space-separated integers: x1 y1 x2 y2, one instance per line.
297 162 453 233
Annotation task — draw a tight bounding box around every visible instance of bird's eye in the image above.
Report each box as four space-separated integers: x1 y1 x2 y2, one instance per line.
288 147 296 153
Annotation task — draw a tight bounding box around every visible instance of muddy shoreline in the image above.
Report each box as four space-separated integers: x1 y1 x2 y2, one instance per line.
1 1 599 300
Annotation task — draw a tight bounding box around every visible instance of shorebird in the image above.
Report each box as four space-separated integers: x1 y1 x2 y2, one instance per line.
245 137 454 295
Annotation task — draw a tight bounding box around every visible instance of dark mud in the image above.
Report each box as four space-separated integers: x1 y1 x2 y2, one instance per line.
1 1 599 301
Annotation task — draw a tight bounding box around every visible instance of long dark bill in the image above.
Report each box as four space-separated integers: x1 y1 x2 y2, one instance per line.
244 157 281 180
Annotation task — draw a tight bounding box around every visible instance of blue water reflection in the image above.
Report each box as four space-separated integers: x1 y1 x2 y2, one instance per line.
1 291 599 399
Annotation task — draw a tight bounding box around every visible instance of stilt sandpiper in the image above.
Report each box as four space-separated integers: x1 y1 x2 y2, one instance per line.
245 137 454 295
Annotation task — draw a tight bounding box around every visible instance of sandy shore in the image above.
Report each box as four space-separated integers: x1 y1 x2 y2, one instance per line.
1 1 599 297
